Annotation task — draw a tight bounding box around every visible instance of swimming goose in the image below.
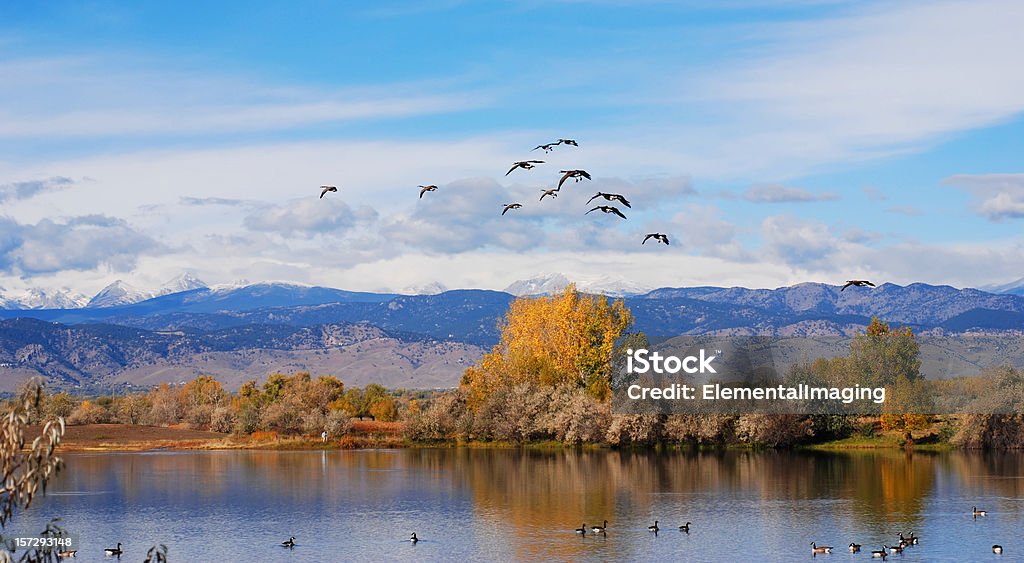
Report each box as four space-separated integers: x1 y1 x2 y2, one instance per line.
575 523 587 535
643 233 669 245
281 537 296 548
898 532 917 546
849 543 861 553
973 506 987 517
104 543 123 556
590 520 607 533
506 160 544 175
57 550 77 558
557 169 591 189
586 192 631 208
889 544 903 554
319 185 338 199
994 545 1003 554
841 279 875 291
907 531 918 544
539 188 559 201
586 205 627 219
871 547 888 559
647 521 659 532
501 203 523 216
418 185 438 198
811 542 832 554
410 533 419 544
678 522 690 533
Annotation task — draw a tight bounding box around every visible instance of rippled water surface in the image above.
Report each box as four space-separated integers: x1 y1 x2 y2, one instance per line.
8 448 1024 561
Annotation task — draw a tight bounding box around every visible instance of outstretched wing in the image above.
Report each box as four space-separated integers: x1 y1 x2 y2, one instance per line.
610 207 627 219
558 172 572 190
585 206 600 215
642 234 654 244
579 170 592 180
865 281 876 287
587 193 602 204
505 164 519 176
614 194 632 208
840 281 854 291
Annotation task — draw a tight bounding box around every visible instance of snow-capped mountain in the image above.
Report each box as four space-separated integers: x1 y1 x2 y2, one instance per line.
0 287 90 309
13 288 89 309
402 282 449 295
504 273 650 297
984 277 1024 296
86 274 208 308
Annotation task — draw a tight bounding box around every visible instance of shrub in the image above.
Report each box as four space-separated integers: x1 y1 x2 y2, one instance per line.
68 400 111 425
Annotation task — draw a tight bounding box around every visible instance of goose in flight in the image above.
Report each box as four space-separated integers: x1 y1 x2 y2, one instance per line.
587 192 631 208
841 280 875 291
418 185 438 198
539 188 559 201
319 185 337 199
643 233 669 245
558 169 592 189
533 142 559 153
502 203 523 216
506 160 544 175
557 139 579 146
586 205 626 219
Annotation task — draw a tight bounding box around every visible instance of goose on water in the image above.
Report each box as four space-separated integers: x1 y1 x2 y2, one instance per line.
647 521 659 532
678 522 690 533
994 545 1003 554
811 542 832 554
973 506 987 517
410 533 419 544
849 543 861 553
590 520 607 533
104 543 123 556
281 537 296 548
575 523 587 536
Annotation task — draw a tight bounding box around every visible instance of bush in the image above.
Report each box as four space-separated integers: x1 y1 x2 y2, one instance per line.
324 410 352 437
68 400 111 425
210 406 235 433
540 386 610 444
735 414 812 447
606 414 661 446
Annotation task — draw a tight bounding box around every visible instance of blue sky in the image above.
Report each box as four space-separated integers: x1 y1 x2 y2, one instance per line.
1 0 1023 297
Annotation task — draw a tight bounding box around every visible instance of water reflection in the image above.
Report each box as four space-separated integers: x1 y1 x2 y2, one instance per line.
8 449 1023 562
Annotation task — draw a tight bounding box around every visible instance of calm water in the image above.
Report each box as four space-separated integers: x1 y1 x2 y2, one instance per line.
7 448 1024 562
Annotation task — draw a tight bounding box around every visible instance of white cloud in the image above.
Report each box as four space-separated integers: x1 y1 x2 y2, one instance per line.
742 184 839 203
943 173 1024 221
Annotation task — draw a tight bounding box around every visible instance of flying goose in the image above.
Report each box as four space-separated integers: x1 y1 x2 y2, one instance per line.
841 279 875 291
533 142 559 153
502 203 523 216
811 542 833 554
557 169 591 189
973 506 987 517
319 185 338 199
575 523 587 535
871 547 888 559
410 533 419 544
586 192 631 208
539 188 559 201
647 521 659 532
678 522 690 533
590 520 608 533
994 545 1003 554
281 537 296 548
586 205 626 219
506 160 544 175
849 543 861 553
643 233 669 245
557 139 579 146
104 543 123 556
418 185 438 198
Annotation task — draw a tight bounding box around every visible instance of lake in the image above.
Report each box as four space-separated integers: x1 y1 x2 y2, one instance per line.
8 448 1023 562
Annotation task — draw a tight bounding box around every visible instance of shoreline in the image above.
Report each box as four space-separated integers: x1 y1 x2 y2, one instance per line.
46 423 963 453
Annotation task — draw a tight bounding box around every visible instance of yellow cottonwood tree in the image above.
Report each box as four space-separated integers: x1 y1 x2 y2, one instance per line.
461 284 633 406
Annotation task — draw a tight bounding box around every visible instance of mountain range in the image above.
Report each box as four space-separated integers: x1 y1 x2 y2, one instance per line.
1 274 1023 392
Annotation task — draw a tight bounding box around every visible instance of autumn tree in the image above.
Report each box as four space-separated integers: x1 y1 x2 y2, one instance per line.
461 285 633 406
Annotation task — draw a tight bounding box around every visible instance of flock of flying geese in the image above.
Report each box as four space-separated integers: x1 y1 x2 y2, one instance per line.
318 137 672 246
